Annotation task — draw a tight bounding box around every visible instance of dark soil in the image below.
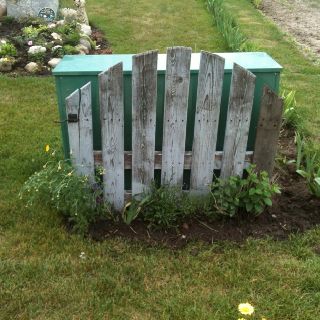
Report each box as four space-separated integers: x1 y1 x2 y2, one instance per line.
0 20 112 76
89 129 320 248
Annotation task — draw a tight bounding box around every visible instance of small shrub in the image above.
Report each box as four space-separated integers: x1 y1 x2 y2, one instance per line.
63 44 80 55
19 145 110 234
22 25 40 39
210 165 281 217
0 16 15 25
28 51 46 63
0 42 17 57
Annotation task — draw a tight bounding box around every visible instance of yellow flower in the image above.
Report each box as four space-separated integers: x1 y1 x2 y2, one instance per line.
238 318 246 320
67 171 73 177
45 144 50 152
238 302 254 315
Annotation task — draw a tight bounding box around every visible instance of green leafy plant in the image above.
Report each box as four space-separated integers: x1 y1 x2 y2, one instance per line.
210 165 281 217
251 0 262 9
63 44 80 55
295 135 320 197
123 184 200 229
0 42 17 57
282 90 301 128
19 145 110 234
207 0 258 52
22 25 40 39
28 51 46 63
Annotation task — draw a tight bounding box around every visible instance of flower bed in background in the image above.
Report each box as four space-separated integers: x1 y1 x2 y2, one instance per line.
0 16 111 75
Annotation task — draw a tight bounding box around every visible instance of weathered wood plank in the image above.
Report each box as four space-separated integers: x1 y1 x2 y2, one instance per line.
190 51 225 192
99 63 124 211
65 82 95 182
220 63 256 179
132 50 158 197
94 150 253 170
253 86 283 176
161 46 192 185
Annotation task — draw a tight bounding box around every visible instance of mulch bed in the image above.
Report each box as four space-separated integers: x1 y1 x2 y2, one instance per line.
0 20 112 76
88 129 320 248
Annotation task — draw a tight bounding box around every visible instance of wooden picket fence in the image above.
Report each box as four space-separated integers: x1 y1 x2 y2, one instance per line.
65 47 283 211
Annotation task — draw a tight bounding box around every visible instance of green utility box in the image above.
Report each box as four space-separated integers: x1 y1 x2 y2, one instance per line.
53 52 282 159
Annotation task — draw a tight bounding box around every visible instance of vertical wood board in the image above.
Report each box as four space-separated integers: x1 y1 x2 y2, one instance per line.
253 86 283 176
65 82 95 182
190 51 225 191
161 46 192 185
99 63 125 211
220 63 256 179
132 50 158 197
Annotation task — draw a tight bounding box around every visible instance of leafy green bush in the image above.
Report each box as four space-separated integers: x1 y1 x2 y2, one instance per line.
19 146 110 234
63 44 80 55
210 166 281 217
123 184 201 229
22 25 40 39
28 51 46 63
0 42 17 57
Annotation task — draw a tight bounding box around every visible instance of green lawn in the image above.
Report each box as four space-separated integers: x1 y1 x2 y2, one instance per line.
1 0 320 319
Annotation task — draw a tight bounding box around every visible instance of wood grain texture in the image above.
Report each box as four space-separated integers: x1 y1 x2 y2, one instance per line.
94 150 253 170
99 63 124 211
161 46 192 186
220 63 256 179
253 86 283 176
65 82 95 182
190 51 225 192
132 51 158 197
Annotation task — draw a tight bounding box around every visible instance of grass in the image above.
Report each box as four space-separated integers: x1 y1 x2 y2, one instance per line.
222 0 320 142
1 0 320 318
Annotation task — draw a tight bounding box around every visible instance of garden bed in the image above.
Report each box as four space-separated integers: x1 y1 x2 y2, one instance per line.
88 129 320 249
0 17 112 76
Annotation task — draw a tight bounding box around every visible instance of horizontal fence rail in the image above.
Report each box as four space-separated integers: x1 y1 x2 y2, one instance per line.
65 47 283 210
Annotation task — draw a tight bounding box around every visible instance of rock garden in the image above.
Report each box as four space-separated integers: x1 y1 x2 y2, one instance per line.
0 0 111 74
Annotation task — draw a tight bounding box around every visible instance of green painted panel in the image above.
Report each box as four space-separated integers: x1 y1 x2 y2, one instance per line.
54 53 282 189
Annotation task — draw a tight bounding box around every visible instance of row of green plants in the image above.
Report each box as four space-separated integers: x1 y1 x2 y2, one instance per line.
20 146 280 234
206 0 258 52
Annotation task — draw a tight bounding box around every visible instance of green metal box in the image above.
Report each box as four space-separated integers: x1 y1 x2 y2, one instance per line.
53 52 282 161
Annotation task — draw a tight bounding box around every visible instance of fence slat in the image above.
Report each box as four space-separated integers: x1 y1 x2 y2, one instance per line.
65 82 95 182
190 51 225 191
220 63 256 179
253 86 283 176
99 63 124 211
161 46 192 185
132 50 158 197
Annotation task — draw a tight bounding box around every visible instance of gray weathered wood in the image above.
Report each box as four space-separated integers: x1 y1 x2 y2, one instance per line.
190 51 225 191
220 63 256 179
132 50 158 197
161 46 192 185
94 150 253 170
99 63 124 211
65 82 95 182
253 86 283 176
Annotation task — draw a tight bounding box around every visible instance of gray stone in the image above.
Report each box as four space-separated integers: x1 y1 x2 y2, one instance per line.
25 62 39 73
0 58 14 72
79 38 91 51
7 0 59 20
75 44 89 54
48 58 61 68
0 0 6 17
79 23 92 36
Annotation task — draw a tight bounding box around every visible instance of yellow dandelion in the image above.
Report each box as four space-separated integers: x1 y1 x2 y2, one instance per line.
238 302 254 315
45 144 50 152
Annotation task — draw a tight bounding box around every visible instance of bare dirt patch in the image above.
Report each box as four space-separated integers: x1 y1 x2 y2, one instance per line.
261 0 320 61
88 129 320 249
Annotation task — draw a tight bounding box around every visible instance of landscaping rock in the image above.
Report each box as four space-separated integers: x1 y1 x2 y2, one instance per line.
79 38 91 51
56 20 65 26
7 0 59 20
48 23 57 29
48 58 61 68
0 58 14 72
60 8 77 23
0 0 6 17
28 45 46 54
25 62 39 73
79 24 92 36
75 44 89 54
51 32 62 42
